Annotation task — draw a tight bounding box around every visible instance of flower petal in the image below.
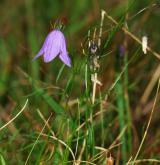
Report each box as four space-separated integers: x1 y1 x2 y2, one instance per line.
33 29 71 67
32 32 52 61
58 33 71 66
43 34 61 63
59 52 71 67
32 47 44 61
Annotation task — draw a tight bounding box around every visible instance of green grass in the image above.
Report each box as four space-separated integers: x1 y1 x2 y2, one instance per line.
0 0 160 164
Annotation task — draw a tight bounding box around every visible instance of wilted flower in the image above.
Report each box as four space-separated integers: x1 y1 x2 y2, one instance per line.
142 35 148 54
33 29 71 67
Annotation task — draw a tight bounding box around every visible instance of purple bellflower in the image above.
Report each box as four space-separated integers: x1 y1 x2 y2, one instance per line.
33 29 71 67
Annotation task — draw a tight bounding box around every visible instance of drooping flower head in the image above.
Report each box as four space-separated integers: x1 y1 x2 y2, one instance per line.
33 29 71 67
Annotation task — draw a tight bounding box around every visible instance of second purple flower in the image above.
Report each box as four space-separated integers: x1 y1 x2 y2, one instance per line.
33 29 71 67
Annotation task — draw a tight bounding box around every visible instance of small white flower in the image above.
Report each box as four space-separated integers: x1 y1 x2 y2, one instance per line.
142 36 148 54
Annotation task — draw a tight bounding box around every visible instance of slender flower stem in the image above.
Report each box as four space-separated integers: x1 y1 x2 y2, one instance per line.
91 10 105 104
98 10 105 47
92 73 97 104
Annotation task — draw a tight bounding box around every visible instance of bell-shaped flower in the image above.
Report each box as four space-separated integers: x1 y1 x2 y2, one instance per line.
33 29 71 67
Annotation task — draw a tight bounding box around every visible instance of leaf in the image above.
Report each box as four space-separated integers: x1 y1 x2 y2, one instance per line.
0 153 6 165
35 87 65 115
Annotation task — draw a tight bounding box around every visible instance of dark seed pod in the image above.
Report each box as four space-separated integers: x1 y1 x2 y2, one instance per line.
89 41 98 54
